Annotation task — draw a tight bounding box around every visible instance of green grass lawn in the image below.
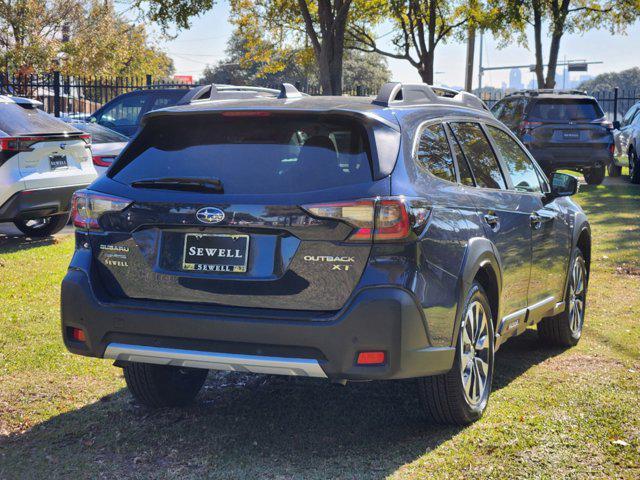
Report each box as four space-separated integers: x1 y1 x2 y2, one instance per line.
1 180 639 479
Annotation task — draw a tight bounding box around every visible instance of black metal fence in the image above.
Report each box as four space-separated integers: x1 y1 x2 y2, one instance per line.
1 71 637 121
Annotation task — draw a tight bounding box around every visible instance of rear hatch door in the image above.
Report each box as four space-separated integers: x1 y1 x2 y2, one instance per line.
91 111 396 311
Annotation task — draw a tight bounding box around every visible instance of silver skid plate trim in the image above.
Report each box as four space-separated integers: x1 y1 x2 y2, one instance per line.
104 343 327 378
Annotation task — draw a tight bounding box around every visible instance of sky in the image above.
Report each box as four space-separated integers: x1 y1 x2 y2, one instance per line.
143 2 640 89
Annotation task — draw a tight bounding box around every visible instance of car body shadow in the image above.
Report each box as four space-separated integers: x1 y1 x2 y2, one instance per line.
0 224 73 253
0 330 566 479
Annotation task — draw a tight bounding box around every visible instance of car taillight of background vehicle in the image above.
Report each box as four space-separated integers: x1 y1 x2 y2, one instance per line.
1 133 91 153
302 197 430 242
71 190 131 231
92 155 116 167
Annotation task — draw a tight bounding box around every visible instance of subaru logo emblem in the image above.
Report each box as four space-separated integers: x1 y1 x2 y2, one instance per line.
196 207 225 224
59 142 66 150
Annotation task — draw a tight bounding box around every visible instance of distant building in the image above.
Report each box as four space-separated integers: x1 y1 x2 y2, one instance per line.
509 68 524 90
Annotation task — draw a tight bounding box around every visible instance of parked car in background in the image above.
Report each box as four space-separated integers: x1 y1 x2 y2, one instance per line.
612 101 640 183
61 82 590 426
492 90 614 185
87 85 283 137
0 95 97 236
69 122 128 175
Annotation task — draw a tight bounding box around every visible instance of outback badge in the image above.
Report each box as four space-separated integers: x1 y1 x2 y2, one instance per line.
196 207 225 224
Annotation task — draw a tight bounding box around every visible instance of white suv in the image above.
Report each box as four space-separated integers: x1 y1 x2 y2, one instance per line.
0 96 97 236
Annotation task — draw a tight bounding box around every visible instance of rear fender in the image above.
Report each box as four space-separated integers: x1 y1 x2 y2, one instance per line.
450 237 503 348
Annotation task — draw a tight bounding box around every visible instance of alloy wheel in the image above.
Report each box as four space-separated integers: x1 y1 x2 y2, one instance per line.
460 301 490 406
568 258 586 335
22 217 52 230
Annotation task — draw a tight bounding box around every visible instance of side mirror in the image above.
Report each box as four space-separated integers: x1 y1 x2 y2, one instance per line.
612 120 621 130
546 172 579 202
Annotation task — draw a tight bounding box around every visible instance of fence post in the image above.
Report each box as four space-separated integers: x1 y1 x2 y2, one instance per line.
146 74 152 89
613 87 619 122
53 71 61 117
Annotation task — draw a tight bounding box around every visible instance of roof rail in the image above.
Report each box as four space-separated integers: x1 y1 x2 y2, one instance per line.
506 88 588 97
176 84 283 105
373 82 488 111
373 82 438 106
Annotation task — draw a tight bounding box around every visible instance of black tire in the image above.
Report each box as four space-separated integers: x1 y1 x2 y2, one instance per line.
630 149 640 184
607 163 622 177
538 248 587 347
123 363 208 408
13 213 70 237
418 282 495 425
583 165 605 185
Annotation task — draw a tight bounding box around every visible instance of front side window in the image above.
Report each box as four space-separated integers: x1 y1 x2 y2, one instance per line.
415 123 456 182
97 94 146 127
488 126 542 193
449 122 506 190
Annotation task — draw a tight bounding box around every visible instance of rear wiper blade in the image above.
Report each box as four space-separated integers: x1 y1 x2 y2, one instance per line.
130 177 224 193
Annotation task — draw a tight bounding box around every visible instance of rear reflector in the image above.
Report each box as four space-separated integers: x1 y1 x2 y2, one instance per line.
356 351 386 365
70 327 86 342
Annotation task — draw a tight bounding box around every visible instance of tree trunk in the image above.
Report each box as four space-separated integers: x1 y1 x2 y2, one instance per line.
465 25 476 92
532 0 545 89
544 32 563 88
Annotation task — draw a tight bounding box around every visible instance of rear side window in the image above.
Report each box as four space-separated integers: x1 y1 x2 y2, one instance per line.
415 123 455 182
111 114 372 194
487 126 541 193
445 124 474 186
449 122 506 190
0 103 72 136
528 99 604 122
492 98 524 128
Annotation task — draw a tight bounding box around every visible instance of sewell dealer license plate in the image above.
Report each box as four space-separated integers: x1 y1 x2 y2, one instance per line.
49 154 68 170
182 233 249 273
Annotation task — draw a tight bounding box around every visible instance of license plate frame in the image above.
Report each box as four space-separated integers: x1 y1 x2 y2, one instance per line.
49 154 68 170
561 131 580 140
182 233 250 273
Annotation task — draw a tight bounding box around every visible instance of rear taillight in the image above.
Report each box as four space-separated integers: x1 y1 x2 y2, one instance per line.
92 155 116 167
302 197 429 242
609 143 615 156
1 134 91 152
71 190 131 231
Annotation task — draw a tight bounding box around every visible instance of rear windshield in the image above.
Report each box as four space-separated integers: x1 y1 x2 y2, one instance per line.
71 122 128 143
528 99 604 122
0 103 76 136
111 114 373 194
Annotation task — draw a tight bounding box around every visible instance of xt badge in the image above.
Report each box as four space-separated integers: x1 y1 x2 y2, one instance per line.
304 255 355 271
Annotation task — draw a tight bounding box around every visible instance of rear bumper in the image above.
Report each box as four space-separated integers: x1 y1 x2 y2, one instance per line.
0 184 86 222
61 268 455 381
527 145 612 172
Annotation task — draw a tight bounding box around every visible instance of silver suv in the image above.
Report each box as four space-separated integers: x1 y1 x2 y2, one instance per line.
613 101 640 183
0 96 97 236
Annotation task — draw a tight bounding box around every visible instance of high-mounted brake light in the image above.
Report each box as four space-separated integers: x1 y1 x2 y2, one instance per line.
221 111 271 117
92 155 116 167
303 197 429 242
71 190 131 231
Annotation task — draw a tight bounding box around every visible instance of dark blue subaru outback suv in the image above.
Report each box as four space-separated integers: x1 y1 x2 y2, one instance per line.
61 82 591 425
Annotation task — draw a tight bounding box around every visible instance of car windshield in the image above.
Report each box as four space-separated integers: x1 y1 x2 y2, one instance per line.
528 99 604 122
111 114 373 194
71 122 128 143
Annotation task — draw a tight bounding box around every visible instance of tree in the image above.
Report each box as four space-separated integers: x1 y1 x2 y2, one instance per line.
578 67 640 92
348 0 473 84
61 1 174 78
201 31 390 91
0 0 82 73
497 0 640 89
0 0 173 77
